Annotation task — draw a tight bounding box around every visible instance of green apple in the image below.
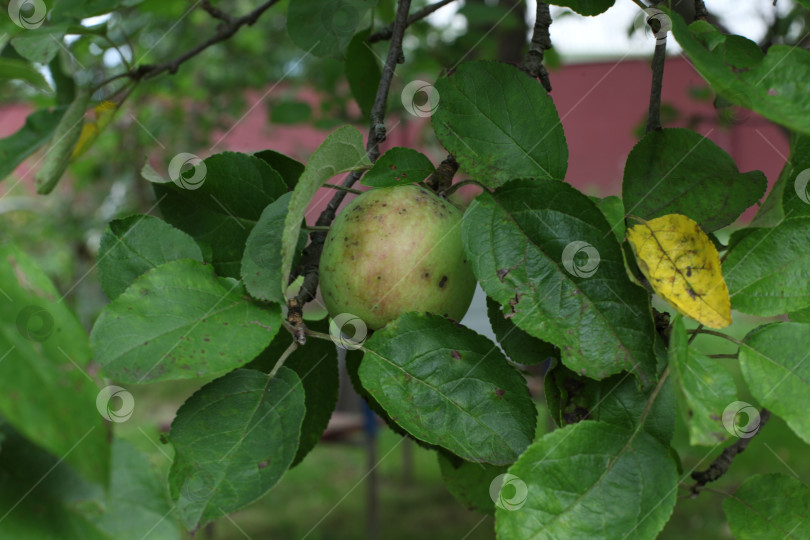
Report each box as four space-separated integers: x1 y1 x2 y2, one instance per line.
319 184 476 330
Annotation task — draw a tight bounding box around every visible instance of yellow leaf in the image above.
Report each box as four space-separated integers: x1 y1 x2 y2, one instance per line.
94 100 117 131
627 214 731 329
70 101 119 161
71 123 99 160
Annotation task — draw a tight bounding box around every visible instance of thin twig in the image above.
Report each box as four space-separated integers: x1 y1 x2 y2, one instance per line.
441 178 488 197
687 328 742 345
368 0 457 43
200 0 233 23
269 341 298 378
694 0 709 20
690 409 771 495
519 1 552 92
706 353 738 359
95 0 279 91
286 0 414 341
323 183 363 194
688 323 704 345
646 25 667 132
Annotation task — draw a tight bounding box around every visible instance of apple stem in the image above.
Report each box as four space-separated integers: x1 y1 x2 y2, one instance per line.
269 340 298 378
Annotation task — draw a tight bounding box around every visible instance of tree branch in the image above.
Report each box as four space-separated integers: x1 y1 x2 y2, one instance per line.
200 0 233 23
645 16 667 132
694 0 709 21
519 1 552 92
690 408 771 495
368 0 457 43
286 0 414 342
96 0 279 90
424 154 459 192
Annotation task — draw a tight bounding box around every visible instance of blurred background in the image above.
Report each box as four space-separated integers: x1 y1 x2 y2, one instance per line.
1 0 809 538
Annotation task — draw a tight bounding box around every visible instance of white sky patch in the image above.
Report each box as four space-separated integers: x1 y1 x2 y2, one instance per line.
428 0 799 61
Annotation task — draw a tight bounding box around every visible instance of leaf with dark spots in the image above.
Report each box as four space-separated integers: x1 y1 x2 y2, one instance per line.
463 179 658 385
168 368 305 529
359 313 536 464
91 260 281 383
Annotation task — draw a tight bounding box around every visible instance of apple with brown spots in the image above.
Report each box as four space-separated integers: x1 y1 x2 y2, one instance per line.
319 184 476 330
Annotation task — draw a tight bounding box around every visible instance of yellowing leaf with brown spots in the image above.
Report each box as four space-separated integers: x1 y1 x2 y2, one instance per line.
627 214 731 329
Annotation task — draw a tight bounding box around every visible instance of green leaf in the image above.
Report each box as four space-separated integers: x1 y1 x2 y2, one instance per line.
34 87 90 194
154 151 287 278
724 217 810 316
0 57 51 91
241 192 304 304
168 368 305 530
622 128 767 232
280 125 370 292
433 61 567 187
721 35 765 69
739 322 810 445
438 453 507 515
723 474 810 540
361 147 435 187
596 195 625 242
50 0 120 21
669 314 737 445
345 29 380 116
97 214 203 300
359 312 536 465
253 149 304 189
0 429 179 540
749 133 810 228
92 438 181 539
462 178 658 385
495 421 677 540
671 13 810 135
270 100 312 124
90 259 281 383
287 0 380 58
789 307 810 323
544 360 675 446
10 25 69 64
486 296 557 365
140 157 170 183
49 55 76 106
246 319 339 467
547 0 615 16
0 244 109 485
0 107 65 180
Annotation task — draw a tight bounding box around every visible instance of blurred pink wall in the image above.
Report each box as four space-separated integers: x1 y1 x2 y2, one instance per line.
1 56 789 226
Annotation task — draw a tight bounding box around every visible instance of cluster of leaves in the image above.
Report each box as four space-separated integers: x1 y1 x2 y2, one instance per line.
3 1 810 539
